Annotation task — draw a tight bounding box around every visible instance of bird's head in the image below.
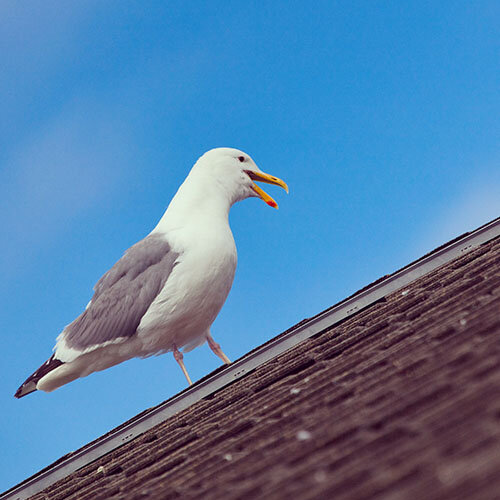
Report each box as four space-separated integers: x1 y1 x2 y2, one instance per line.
194 147 289 208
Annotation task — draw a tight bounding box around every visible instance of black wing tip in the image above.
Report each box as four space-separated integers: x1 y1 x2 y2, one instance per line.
14 355 64 399
14 383 37 399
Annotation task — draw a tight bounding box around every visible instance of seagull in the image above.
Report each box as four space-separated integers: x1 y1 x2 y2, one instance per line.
15 148 288 398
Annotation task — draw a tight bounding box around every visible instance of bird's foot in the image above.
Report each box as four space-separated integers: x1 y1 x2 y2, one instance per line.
207 333 231 365
173 345 193 386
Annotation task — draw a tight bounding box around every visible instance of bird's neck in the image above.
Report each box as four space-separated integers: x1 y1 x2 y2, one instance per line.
151 170 233 235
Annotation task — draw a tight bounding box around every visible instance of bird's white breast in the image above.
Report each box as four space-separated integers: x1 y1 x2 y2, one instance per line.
136 221 237 355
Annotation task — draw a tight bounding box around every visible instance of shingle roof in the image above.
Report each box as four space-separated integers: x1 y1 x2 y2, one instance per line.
6 222 500 500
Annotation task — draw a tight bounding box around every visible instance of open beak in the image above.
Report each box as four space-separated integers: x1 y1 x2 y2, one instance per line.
245 170 289 209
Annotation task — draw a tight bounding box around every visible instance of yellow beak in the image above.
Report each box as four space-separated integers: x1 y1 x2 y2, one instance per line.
245 170 289 209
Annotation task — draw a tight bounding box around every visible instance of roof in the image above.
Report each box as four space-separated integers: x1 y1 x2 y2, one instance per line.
5 219 500 500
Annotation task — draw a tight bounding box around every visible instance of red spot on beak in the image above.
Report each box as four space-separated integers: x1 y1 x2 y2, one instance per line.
267 200 277 208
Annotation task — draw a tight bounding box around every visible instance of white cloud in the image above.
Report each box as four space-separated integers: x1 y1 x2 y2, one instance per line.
0 2 96 68
411 169 500 257
0 95 136 270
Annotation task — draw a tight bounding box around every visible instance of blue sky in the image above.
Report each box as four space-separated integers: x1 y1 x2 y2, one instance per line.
1 0 499 491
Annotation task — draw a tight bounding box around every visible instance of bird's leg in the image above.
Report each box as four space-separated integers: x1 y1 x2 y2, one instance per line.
172 345 193 386
207 333 231 365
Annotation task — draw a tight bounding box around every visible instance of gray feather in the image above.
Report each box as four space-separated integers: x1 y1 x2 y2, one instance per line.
64 234 179 351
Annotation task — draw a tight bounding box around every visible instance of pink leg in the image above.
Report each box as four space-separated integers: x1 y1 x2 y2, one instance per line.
173 345 192 386
207 333 231 365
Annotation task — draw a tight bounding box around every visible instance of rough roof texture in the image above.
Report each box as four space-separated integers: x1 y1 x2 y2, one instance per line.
25 235 500 499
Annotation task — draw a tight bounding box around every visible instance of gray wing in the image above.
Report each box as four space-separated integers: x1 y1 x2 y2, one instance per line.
63 234 179 351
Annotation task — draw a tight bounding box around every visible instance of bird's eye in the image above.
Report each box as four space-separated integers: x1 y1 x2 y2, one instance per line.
238 156 245 163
